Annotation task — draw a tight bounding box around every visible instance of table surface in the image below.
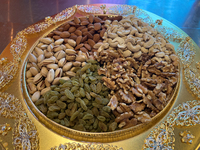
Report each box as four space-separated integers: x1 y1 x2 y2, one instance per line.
0 0 199 54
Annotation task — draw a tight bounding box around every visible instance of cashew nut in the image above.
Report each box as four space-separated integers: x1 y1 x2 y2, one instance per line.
117 30 130 37
108 33 118 39
143 36 155 48
129 26 137 35
166 43 175 50
108 39 118 47
127 42 141 52
112 37 125 44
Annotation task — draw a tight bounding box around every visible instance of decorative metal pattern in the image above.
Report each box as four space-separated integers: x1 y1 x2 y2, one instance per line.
184 68 200 98
50 143 123 150
0 123 11 136
0 92 24 118
134 8 153 25
13 116 39 150
177 37 195 68
77 5 102 14
107 5 135 15
53 6 77 22
143 100 200 149
179 130 195 144
144 121 175 150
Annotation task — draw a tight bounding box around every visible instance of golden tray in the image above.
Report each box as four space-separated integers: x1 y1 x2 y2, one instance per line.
0 4 200 150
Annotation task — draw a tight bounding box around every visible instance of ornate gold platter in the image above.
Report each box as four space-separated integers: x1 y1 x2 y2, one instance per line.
0 4 200 150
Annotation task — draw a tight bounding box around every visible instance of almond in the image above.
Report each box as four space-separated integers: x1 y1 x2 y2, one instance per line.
75 44 84 50
63 24 70 31
80 47 88 53
74 30 82 36
94 17 102 23
89 29 95 35
74 16 80 24
76 36 82 45
89 14 94 23
81 35 88 43
58 27 64 31
60 31 70 38
77 26 86 30
87 32 93 39
84 44 91 50
68 21 76 26
88 39 95 48
54 30 62 35
68 27 76 33
93 34 100 43
53 35 61 40
81 20 89 26
70 34 77 41
79 16 88 21
81 28 88 33
94 23 101 31
47 32 54 37
100 28 106 37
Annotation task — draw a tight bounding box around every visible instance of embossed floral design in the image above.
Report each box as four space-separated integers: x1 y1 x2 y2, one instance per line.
177 37 195 68
77 5 102 14
51 142 123 150
134 7 153 25
179 130 195 144
174 100 200 126
0 61 18 90
0 123 11 136
10 33 27 58
144 122 175 150
143 100 200 149
0 92 23 118
184 69 200 98
53 6 76 22
13 117 39 150
107 5 135 15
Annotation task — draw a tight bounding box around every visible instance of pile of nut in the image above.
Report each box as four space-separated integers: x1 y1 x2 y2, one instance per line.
26 14 179 132
94 15 179 128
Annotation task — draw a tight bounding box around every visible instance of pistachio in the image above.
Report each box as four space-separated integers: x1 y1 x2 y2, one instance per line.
28 53 37 63
58 58 66 67
76 55 86 62
65 43 74 49
52 77 62 85
29 67 39 76
37 80 45 91
38 54 45 63
47 44 54 52
63 62 73 71
68 39 76 47
54 45 63 52
40 44 48 50
72 61 81 67
47 64 59 70
55 68 63 78
27 77 34 83
65 49 76 55
26 70 32 78
55 39 64 45
39 58 56 67
47 69 55 83
33 73 43 84
55 50 66 60
66 55 76 61
44 50 53 58
40 37 53 44
45 78 51 87
35 47 44 56
27 82 37 94
41 87 51 95
40 67 48 77
32 91 41 102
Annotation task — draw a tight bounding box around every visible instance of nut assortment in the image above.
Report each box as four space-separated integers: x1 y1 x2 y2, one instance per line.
25 14 179 132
